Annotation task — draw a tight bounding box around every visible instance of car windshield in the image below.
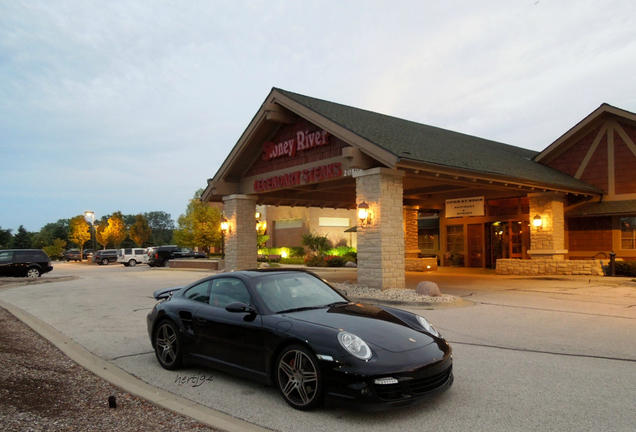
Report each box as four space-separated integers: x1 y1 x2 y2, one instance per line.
253 273 348 313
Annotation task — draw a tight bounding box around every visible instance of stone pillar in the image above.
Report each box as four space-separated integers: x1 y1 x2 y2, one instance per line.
527 193 567 260
353 168 405 290
222 194 258 271
403 206 420 259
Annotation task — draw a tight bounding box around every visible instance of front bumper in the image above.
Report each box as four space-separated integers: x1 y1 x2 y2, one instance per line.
321 342 453 410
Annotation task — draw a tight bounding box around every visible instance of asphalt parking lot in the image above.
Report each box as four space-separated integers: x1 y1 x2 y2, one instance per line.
1 262 636 432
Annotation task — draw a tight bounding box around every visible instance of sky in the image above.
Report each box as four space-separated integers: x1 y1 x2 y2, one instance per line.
2 0 636 232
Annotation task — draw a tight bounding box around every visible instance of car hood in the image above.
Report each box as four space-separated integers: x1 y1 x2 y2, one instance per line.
283 303 436 353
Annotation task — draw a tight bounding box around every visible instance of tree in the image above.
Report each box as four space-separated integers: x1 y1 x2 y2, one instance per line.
144 211 175 245
32 219 70 249
11 225 33 249
129 214 152 247
43 239 67 260
68 216 91 258
104 211 128 248
0 226 13 249
301 232 331 256
95 223 109 249
173 192 221 251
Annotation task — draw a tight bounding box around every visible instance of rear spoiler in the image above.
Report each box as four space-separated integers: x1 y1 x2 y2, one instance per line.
152 286 183 300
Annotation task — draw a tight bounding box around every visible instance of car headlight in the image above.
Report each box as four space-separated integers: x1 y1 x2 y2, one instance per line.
338 332 372 360
416 315 441 338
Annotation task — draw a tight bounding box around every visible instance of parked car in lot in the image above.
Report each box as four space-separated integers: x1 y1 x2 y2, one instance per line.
147 246 207 267
117 248 148 267
0 249 53 278
147 269 453 410
92 249 118 265
65 250 82 262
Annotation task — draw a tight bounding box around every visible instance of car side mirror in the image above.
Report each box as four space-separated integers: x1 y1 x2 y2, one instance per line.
225 302 256 314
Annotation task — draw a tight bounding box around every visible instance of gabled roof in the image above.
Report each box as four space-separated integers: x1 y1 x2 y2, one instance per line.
535 103 636 163
204 88 604 202
275 88 602 194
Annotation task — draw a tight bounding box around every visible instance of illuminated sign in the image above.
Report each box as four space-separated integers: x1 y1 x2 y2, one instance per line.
254 162 342 192
262 130 330 161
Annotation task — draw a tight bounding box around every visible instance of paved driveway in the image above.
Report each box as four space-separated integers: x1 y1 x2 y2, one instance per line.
1 262 635 432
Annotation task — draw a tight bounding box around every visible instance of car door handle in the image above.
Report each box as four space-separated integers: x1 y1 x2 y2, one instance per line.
196 317 207 323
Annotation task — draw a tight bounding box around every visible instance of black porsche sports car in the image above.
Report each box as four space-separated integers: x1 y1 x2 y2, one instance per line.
147 269 453 410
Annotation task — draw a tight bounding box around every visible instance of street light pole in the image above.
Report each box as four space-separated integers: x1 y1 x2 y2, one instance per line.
85 211 96 257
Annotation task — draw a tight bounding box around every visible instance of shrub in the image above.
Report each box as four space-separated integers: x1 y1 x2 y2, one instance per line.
43 238 66 260
615 261 636 277
305 255 328 267
342 251 357 263
302 233 331 255
325 246 356 257
325 255 345 267
289 246 305 257
280 257 305 265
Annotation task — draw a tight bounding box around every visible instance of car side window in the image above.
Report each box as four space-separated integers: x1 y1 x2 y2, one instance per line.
0 251 14 263
209 278 252 309
184 281 211 304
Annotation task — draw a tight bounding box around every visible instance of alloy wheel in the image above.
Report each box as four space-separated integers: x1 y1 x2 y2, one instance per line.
277 347 322 409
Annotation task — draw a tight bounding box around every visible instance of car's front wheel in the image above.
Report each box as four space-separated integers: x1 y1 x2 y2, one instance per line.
163 259 170 268
154 320 182 370
128 259 136 267
101 258 109 265
26 268 41 278
275 345 324 410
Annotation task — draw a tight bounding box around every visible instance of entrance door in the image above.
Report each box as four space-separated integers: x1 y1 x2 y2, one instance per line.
467 224 483 267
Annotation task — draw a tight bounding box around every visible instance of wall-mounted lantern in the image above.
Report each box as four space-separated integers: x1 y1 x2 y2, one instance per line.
220 216 230 233
358 201 371 227
533 214 543 229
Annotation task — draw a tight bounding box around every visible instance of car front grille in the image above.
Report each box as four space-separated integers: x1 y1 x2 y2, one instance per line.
374 365 452 401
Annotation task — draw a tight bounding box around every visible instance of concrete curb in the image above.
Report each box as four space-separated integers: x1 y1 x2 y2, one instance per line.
349 296 473 309
0 299 270 432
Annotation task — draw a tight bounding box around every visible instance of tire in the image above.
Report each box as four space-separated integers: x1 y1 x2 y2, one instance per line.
26 268 41 278
275 345 324 410
154 320 182 370
148 263 156 268
101 258 109 265
163 259 170 268
128 259 137 267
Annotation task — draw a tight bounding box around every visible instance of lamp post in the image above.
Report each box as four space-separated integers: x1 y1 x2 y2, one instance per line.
85 211 96 256
220 217 229 259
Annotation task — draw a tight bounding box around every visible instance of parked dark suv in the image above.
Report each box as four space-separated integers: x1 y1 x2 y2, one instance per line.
0 249 53 278
92 249 118 265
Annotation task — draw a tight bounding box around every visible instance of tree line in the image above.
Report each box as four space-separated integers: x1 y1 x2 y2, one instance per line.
0 190 224 259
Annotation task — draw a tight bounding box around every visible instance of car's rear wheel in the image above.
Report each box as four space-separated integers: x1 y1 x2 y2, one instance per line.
275 345 324 410
101 258 109 265
154 320 182 370
129 259 136 267
26 268 41 278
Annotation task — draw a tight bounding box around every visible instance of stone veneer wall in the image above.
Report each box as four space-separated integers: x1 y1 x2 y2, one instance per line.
405 257 438 272
223 195 258 271
528 193 566 259
354 168 405 289
403 206 420 258
496 258 604 276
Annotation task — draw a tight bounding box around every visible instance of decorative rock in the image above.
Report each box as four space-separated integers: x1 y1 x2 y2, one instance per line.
415 281 442 297
344 261 357 268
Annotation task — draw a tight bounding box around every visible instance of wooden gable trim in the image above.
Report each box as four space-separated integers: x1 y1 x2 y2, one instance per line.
535 104 636 164
574 124 607 179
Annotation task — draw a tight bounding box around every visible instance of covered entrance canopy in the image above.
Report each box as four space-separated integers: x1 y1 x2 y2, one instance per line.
203 88 602 289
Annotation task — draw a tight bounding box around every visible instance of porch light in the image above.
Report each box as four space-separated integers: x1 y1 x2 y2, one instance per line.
220 217 230 233
533 214 543 228
358 201 371 227
255 212 261 220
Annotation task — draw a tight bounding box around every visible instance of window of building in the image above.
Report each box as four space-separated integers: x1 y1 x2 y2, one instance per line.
274 219 303 229
418 229 438 251
620 217 636 249
318 217 350 227
446 225 464 253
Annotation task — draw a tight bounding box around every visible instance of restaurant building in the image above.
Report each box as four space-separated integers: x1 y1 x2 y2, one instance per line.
202 88 636 289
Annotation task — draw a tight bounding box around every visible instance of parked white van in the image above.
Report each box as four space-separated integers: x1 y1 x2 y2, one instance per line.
117 248 148 267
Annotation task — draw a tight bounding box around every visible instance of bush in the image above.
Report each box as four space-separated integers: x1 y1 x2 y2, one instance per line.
615 261 636 277
305 255 328 267
288 246 305 257
43 238 66 260
302 233 331 254
325 246 356 257
325 255 345 267
280 257 305 265
342 251 357 263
